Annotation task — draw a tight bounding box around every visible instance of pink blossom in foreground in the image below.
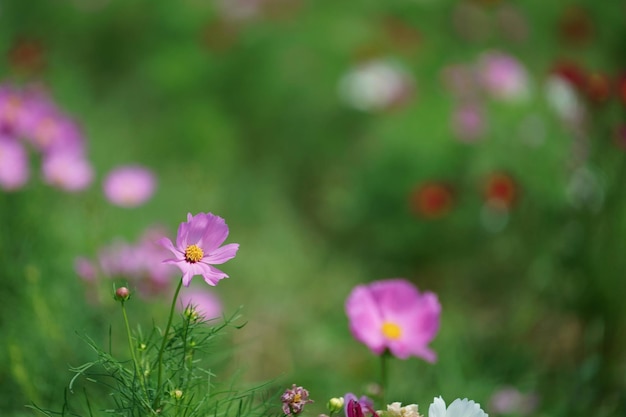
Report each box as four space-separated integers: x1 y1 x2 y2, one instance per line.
344 394 374 417
41 150 93 191
103 165 156 208
345 278 441 361
0 135 29 190
159 213 239 287
281 384 313 416
178 288 223 320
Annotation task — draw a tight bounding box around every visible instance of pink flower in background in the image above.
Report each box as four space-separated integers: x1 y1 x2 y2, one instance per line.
19 94 85 155
178 288 223 319
74 257 97 282
41 150 93 191
441 64 481 101
478 51 530 102
0 135 29 190
488 387 538 416
345 278 441 361
159 213 239 287
451 103 487 142
103 165 156 208
94 226 177 296
0 85 25 134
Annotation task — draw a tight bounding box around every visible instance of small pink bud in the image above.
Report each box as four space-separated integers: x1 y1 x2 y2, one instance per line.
115 286 130 301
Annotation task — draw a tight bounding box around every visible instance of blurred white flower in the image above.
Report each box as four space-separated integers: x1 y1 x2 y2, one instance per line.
545 75 586 125
338 59 414 112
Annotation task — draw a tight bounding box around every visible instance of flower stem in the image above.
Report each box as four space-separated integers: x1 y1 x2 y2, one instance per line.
380 352 389 406
153 278 183 410
121 300 148 399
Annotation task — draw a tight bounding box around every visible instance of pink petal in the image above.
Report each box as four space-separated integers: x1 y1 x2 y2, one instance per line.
204 243 239 265
158 237 181 257
198 214 229 252
345 285 385 354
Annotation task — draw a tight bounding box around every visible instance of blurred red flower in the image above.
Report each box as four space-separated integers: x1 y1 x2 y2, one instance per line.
410 182 454 219
483 172 517 208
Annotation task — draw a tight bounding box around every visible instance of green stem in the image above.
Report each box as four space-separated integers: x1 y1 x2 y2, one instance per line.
121 301 147 399
380 352 389 406
153 278 184 410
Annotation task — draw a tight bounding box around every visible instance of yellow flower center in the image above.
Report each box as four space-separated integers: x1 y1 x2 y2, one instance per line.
382 321 402 340
184 244 204 263
293 393 302 403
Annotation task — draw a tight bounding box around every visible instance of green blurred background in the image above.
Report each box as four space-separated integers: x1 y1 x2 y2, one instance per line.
1 0 626 416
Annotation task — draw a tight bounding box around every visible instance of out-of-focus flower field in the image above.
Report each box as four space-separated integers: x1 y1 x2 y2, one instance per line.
1 0 625 416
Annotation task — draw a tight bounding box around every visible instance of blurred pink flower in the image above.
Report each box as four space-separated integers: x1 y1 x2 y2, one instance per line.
0 84 25 134
488 387 538 416
440 64 481 101
95 226 177 296
345 278 441 361
478 51 530 102
0 135 29 190
178 288 223 319
103 165 156 208
159 213 239 287
451 103 487 142
19 96 85 155
74 256 97 282
41 150 93 191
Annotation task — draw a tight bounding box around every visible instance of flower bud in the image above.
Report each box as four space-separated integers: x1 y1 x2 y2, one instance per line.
328 397 345 413
171 389 183 400
114 286 130 301
184 306 199 322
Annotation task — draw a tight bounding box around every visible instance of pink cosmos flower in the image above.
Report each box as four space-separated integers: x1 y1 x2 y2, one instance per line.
488 387 538 416
451 103 487 143
103 165 156 208
0 135 29 190
159 213 239 287
478 51 530 102
345 278 441 361
41 150 94 191
74 257 97 282
344 394 375 417
20 103 85 155
178 288 223 320
95 227 177 296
